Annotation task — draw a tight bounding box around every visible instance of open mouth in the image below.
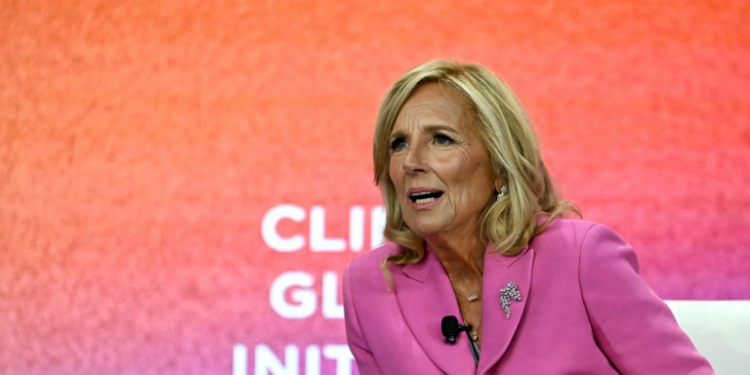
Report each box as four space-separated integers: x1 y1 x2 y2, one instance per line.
409 190 444 204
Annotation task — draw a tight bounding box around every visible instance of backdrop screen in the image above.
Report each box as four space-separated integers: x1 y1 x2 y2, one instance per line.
2 1 749 374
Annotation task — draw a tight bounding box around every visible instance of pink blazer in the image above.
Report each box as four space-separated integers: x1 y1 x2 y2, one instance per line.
343 219 714 374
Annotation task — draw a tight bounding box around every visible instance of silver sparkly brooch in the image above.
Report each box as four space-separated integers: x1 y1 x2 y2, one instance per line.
500 282 522 319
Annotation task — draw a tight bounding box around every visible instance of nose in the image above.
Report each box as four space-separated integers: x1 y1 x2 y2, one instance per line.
402 143 428 176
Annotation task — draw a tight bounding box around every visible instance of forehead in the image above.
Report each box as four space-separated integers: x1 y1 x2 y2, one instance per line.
392 82 475 133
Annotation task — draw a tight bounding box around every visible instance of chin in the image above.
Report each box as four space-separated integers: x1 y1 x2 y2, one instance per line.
404 219 448 238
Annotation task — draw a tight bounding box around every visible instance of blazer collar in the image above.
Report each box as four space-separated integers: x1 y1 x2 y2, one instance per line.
478 244 534 374
396 247 477 374
396 243 535 374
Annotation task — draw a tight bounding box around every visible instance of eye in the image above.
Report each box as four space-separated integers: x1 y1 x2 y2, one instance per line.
434 133 455 146
390 137 407 152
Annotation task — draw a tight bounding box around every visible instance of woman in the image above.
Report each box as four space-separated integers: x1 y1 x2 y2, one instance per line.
342 60 715 374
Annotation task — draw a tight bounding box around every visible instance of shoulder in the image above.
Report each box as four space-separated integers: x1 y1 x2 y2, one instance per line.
346 242 402 273
535 218 641 278
533 217 621 249
344 242 403 290
532 218 637 267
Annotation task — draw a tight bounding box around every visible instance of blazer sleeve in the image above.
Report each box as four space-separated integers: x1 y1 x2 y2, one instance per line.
343 262 385 375
579 224 715 375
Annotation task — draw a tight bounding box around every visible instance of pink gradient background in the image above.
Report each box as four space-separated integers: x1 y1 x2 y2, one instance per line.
1 0 749 374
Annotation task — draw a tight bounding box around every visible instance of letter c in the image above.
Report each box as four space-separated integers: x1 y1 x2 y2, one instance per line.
261 204 306 252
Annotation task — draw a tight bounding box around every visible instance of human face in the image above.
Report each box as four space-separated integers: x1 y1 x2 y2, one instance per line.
388 83 498 242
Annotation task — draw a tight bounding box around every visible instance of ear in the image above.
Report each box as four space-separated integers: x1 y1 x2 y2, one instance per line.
492 164 506 193
494 176 506 194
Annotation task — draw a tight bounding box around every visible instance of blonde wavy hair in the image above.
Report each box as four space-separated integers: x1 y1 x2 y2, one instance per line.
374 60 579 281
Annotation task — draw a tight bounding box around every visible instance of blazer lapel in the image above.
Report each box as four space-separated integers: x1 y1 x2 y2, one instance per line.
477 244 535 374
395 247 477 374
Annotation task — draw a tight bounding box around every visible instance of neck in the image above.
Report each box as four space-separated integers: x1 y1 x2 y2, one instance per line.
423 231 486 280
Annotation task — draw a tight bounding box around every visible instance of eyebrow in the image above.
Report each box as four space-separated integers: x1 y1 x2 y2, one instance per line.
389 124 460 139
420 124 459 134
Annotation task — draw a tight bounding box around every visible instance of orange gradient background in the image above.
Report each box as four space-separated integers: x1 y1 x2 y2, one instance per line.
2 1 749 374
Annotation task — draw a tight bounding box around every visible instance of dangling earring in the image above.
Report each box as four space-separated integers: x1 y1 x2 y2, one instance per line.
496 186 508 201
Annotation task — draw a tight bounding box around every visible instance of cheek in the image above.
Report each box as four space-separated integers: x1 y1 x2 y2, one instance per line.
446 152 494 199
388 158 402 188
440 150 474 184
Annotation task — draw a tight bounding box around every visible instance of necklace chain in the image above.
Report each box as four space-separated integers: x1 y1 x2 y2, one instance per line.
464 319 482 341
453 286 481 302
450 275 482 340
